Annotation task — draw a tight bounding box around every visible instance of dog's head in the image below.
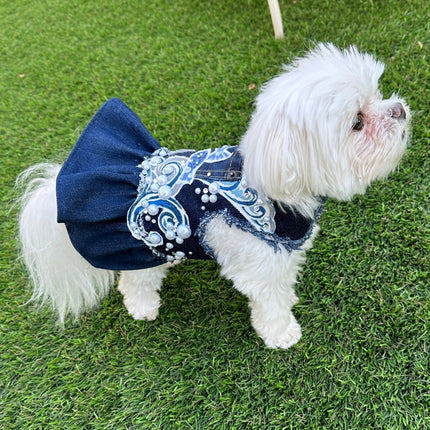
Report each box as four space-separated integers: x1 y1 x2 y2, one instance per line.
240 43 410 217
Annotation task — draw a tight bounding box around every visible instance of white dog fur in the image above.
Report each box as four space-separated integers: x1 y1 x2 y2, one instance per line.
18 44 409 349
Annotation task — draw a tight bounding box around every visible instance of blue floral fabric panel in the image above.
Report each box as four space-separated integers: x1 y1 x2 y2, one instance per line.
127 146 324 263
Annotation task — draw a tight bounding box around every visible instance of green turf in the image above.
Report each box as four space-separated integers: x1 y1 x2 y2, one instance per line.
1 0 429 428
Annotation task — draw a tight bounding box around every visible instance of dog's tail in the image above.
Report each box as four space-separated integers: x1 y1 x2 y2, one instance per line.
17 164 115 323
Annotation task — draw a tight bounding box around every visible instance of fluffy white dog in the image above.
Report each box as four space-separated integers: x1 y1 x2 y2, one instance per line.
18 44 409 349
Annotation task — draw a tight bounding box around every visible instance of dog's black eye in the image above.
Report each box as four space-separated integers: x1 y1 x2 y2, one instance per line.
352 112 364 131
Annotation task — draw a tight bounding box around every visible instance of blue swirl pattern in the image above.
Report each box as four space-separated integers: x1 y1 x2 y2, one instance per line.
127 146 277 262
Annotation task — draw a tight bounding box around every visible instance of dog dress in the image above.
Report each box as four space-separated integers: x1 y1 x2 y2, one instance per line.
56 98 325 270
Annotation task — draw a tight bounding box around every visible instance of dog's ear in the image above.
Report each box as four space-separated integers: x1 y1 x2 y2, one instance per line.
240 97 311 207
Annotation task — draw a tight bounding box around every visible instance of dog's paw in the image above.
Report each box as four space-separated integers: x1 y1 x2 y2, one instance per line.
122 294 160 321
252 312 302 349
125 303 159 321
263 319 302 349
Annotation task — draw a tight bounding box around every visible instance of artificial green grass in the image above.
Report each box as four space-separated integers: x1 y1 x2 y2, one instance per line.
1 0 429 428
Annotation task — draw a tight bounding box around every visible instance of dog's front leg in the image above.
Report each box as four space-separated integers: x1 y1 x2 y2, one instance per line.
204 216 312 349
118 264 170 321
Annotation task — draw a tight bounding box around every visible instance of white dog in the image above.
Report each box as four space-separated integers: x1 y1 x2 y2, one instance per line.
18 44 409 349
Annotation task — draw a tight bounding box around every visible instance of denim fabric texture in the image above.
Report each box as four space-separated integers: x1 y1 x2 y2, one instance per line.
56 98 325 270
56 98 165 270
127 146 325 263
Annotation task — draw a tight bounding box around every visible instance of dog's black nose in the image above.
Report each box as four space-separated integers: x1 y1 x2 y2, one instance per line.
391 102 406 120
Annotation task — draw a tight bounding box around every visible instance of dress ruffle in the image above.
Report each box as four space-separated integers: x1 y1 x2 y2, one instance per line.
56 98 164 270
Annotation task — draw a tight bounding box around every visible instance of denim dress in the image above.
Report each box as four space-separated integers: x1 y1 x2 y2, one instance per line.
56 98 325 270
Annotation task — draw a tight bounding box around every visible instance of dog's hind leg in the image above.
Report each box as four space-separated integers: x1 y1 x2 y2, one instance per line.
118 264 170 321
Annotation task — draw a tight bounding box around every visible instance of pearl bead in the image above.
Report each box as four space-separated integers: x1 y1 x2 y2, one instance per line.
201 194 209 203
177 224 191 239
148 232 162 245
209 195 217 203
175 251 185 260
208 183 219 194
147 204 159 216
157 175 167 185
158 185 172 199
165 230 176 241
